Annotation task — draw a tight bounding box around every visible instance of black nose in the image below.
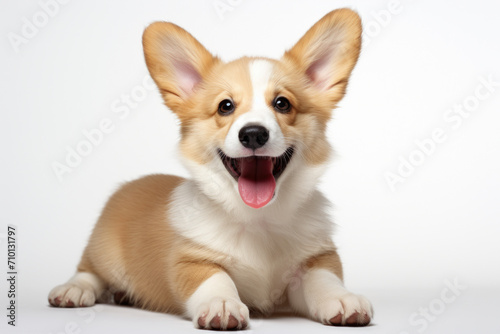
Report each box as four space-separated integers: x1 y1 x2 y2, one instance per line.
238 125 269 150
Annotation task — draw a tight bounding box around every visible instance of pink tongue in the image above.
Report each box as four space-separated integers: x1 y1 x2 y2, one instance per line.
238 158 275 208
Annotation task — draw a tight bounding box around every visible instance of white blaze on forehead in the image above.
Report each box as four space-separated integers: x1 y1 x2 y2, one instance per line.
223 59 287 157
249 59 274 104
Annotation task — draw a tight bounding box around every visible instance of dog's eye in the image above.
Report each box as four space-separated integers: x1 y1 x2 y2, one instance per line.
273 96 291 113
218 99 235 115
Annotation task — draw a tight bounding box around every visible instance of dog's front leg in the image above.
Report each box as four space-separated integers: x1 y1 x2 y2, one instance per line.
174 262 249 330
287 250 373 326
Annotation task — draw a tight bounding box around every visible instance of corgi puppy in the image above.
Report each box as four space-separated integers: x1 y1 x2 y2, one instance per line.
49 8 373 330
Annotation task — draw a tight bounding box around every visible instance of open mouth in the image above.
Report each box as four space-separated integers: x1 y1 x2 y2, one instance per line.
218 147 294 209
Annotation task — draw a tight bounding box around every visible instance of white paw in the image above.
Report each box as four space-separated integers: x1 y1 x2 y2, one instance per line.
48 283 96 308
312 292 373 326
194 297 249 330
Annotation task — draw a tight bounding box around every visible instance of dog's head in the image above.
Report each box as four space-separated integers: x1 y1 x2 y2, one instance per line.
143 9 361 212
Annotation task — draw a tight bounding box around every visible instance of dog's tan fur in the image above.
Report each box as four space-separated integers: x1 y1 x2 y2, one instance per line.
49 9 372 329
77 173 345 313
76 175 235 313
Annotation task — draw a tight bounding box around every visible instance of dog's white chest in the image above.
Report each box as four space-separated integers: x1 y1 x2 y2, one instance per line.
169 181 333 311
224 236 302 312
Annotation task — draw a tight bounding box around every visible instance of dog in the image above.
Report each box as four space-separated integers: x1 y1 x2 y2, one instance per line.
48 8 373 330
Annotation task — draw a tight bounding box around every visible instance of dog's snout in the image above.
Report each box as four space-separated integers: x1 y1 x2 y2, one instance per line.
238 125 269 150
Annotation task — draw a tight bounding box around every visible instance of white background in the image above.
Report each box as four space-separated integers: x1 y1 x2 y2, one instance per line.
1 0 500 333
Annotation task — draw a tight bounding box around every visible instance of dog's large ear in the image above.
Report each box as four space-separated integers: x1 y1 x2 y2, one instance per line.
282 9 362 107
143 22 219 112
